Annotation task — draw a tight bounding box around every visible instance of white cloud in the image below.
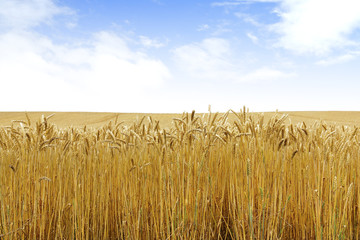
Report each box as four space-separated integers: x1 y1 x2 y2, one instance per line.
0 0 74 30
139 36 165 48
215 0 360 56
237 67 293 82
0 0 171 112
272 0 360 55
173 38 293 83
247 32 258 43
235 13 262 27
197 24 210 31
212 0 280 6
210 20 233 36
0 31 171 111
212 2 243 7
173 38 242 81
152 0 162 5
316 52 360 66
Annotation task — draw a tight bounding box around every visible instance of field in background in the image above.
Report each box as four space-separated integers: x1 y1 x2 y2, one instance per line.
1 111 360 128
1 109 360 239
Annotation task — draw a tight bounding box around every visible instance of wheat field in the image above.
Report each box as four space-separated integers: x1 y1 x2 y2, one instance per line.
2 111 360 129
1 109 360 239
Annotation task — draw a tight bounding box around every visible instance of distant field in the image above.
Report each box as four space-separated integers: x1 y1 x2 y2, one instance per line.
1 111 360 128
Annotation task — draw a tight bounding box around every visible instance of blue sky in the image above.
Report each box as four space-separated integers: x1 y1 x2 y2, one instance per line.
1 0 360 113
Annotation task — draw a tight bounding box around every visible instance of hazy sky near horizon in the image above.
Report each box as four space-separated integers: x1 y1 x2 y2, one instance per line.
1 0 360 113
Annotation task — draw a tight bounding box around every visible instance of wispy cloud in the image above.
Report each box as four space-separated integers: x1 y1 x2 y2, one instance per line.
210 20 233 36
151 0 163 5
316 51 360 66
173 38 239 81
212 1 243 6
271 0 360 55
212 0 280 7
173 38 292 83
197 24 210 31
0 0 75 30
139 36 165 48
235 13 262 27
246 32 258 43
237 67 293 82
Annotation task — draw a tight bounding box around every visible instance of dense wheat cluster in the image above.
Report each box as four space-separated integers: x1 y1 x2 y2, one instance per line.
1 109 360 239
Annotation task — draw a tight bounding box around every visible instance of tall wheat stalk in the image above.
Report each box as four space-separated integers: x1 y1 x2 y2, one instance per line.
0 110 359 239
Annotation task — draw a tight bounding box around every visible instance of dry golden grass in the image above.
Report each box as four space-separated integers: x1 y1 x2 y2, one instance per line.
1 109 360 239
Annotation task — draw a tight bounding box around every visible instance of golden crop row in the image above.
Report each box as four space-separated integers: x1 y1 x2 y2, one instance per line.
1 109 360 239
